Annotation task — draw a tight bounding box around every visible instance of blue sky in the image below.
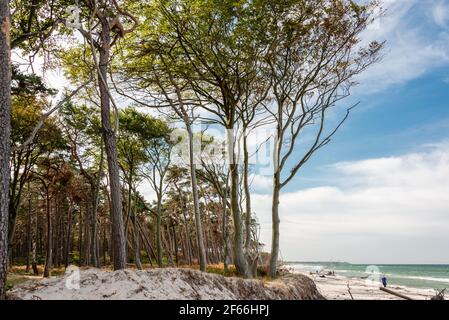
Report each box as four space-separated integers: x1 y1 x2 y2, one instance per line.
292 68 449 191
251 0 449 264
277 0 449 191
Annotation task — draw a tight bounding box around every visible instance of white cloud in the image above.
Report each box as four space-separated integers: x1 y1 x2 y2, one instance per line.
253 142 449 264
250 174 273 193
355 0 449 94
432 1 449 28
138 180 157 203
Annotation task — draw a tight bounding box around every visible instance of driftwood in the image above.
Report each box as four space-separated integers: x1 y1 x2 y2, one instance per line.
431 288 446 300
379 287 413 300
347 283 354 300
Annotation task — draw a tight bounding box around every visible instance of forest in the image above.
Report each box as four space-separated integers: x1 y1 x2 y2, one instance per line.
0 0 382 299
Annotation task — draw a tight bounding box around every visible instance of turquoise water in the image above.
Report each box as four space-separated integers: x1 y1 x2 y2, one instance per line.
287 262 449 290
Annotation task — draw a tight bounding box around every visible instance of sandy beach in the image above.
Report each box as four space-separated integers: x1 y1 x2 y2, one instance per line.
299 272 441 300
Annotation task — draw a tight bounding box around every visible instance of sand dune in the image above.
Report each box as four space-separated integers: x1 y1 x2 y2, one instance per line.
8 267 324 300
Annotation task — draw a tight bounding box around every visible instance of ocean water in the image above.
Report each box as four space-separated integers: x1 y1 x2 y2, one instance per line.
287 262 449 290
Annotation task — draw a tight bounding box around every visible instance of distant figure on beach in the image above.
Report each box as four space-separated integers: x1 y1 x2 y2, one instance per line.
381 275 387 288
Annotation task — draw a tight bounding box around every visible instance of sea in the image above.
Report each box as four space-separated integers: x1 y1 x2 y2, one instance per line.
287 262 449 290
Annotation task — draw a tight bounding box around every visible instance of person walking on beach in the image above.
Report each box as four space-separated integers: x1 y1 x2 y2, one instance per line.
381 275 388 288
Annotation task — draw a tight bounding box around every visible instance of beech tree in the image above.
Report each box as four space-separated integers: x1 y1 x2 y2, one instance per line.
259 0 383 277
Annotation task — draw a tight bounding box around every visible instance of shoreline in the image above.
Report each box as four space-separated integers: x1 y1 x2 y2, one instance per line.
294 271 441 300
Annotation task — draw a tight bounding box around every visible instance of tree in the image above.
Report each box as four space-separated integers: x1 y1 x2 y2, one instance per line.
61 103 104 267
10 0 68 52
116 5 213 271
33 158 73 277
0 0 11 300
9 95 66 247
76 0 138 270
197 145 231 271
260 0 383 277
140 127 173 267
117 107 168 268
124 0 267 277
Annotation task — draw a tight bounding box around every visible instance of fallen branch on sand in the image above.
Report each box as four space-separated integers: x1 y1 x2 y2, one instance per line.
379 287 413 300
347 282 354 300
431 288 446 300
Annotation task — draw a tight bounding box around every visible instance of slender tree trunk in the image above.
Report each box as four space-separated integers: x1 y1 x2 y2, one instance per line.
171 221 178 266
222 181 229 272
230 162 249 276
25 186 32 273
132 196 142 270
186 124 207 272
53 198 60 267
269 123 284 278
226 125 249 277
64 203 73 268
32 205 39 275
91 145 103 268
78 206 83 266
43 189 52 277
269 171 281 278
136 219 156 264
98 18 126 270
0 0 11 299
243 132 252 259
162 225 174 266
156 195 163 267
83 202 91 266
177 192 193 265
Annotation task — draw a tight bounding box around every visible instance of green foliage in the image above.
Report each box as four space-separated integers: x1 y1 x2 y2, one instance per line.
117 107 172 181
12 65 57 97
11 95 67 153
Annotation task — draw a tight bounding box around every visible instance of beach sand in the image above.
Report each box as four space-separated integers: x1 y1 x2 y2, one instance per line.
299 272 441 300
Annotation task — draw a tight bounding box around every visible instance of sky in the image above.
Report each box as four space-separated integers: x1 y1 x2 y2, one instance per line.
23 0 449 264
250 0 449 264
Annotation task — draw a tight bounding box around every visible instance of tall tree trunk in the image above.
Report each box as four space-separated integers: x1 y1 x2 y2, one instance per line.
230 162 249 276
64 203 73 268
226 124 249 277
269 171 281 278
243 132 252 259
162 224 174 266
269 124 283 278
91 145 103 268
83 202 91 265
183 214 193 265
78 206 83 266
222 192 229 272
31 196 38 275
171 221 178 266
156 195 163 267
136 219 156 264
176 190 193 265
54 199 61 267
25 186 32 273
43 189 52 277
0 0 11 299
132 196 142 270
186 124 207 272
98 18 126 270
